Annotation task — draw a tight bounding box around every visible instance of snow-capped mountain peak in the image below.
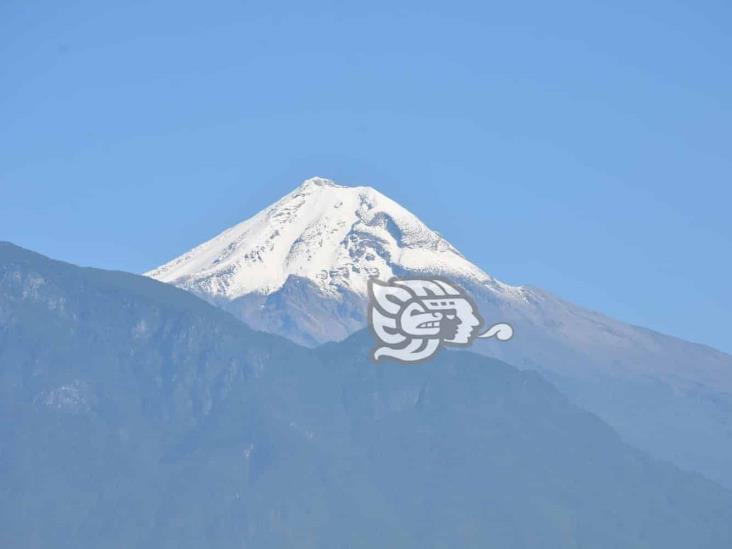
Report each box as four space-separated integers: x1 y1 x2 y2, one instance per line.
145 177 732 492
147 177 520 300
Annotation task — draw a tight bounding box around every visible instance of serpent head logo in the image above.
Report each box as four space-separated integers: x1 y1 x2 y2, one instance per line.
368 278 513 363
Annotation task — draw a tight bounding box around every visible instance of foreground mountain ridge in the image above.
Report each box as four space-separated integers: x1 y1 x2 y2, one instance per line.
3 241 732 548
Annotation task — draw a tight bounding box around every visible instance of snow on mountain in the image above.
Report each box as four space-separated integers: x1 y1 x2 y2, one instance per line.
148 176 732 490
148 177 523 301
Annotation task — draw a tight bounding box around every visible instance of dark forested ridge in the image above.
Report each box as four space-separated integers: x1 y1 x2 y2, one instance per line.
1 241 731 549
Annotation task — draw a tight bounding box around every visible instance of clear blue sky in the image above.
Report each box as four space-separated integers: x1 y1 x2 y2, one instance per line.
1 0 730 353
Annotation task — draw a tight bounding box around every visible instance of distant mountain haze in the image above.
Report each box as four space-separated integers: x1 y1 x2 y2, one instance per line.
2 241 732 548
147 178 732 489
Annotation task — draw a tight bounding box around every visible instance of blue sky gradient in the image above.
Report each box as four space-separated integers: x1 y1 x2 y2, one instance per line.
1 0 730 352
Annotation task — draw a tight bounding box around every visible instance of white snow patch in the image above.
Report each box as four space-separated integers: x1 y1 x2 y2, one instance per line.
146 177 526 301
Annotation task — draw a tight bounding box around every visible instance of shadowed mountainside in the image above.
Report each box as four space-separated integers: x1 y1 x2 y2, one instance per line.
2 242 732 549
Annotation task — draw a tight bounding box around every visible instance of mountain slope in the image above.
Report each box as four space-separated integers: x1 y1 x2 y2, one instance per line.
147 177 732 489
3 241 732 548
147 177 512 299
147 177 524 345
